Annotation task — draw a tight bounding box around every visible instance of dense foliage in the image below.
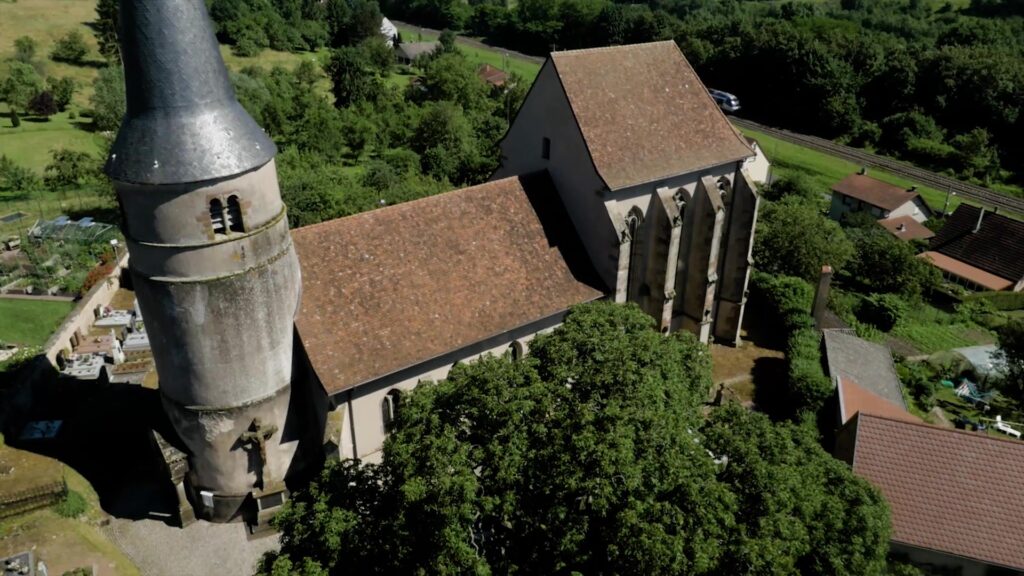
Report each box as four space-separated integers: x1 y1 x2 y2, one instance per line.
753 196 855 283
996 319 1024 408
382 0 1024 191
259 303 891 575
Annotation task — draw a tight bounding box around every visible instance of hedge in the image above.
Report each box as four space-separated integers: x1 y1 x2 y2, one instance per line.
751 272 831 417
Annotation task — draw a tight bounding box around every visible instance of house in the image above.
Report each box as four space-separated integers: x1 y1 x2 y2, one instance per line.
292 41 764 462
836 413 1024 575
823 329 912 425
495 41 762 344
829 174 933 240
742 137 771 185
921 204 1024 292
394 41 439 65
380 17 398 47
477 63 508 88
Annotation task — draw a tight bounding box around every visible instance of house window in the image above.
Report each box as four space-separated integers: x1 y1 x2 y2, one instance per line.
381 389 402 433
227 195 245 233
542 137 551 160
210 199 226 235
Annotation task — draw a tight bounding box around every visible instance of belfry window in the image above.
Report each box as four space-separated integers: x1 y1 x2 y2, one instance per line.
227 195 245 233
382 389 402 433
210 199 226 235
542 137 551 160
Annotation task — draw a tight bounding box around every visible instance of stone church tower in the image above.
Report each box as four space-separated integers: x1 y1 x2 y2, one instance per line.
105 0 310 524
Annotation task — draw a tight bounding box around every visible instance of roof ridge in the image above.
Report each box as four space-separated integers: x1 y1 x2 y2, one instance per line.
859 412 1024 446
292 174 534 235
550 40 676 57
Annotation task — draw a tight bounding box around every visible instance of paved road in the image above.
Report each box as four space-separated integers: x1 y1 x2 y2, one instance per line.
732 117 1024 215
391 20 545 65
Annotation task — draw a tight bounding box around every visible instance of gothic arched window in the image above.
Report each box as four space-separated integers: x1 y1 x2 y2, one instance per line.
210 199 226 235
382 389 402 433
625 207 644 300
227 195 245 233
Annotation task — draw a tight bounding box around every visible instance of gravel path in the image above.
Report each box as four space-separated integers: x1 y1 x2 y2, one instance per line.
103 518 279 576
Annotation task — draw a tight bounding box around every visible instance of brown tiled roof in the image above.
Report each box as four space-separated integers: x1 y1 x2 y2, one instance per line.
291 172 605 394
919 251 1013 291
878 215 935 241
550 41 753 191
930 204 1024 284
832 174 920 212
847 413 1024 570
837 376 921 424
477 63 507 86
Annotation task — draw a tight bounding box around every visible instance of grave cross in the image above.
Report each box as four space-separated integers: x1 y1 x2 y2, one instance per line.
240 418 278 490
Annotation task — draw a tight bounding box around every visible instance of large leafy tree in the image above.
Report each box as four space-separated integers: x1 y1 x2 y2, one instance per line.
754 196 856 283
996 319 1024 408
1 62 44 117
844 225 939 298
259 303 891 575
89 66 126 132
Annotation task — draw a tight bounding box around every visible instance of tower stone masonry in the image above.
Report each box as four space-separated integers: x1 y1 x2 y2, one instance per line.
105 0 310 524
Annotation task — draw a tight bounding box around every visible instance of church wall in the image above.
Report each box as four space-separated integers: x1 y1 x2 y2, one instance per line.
330 308 587 461
714 167 760 344
494 62 619 289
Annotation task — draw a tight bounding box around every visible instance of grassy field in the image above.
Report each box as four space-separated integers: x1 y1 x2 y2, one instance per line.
0 106 105 172
0 298 74 346
397 25 542 82
742 127 963 214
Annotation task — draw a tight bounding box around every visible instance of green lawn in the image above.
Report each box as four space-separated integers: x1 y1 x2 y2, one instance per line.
397 26 542 82
0 298 74 346
742 127 962 214
0 107 105 173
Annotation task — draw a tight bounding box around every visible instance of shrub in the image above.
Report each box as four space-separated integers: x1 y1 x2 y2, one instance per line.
964 291 1024 311
50 30 89 64
29 90 58 118
81 262 115 295
857 293 908 331
54 489 88 518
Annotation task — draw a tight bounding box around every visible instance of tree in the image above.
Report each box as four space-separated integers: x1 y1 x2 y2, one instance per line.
325 46 383 108
753 196 856 282
94 0 120 61
0 155 41 195
844 225 940 297
89 66 126 132
44 148 97 190
50 30 90 64
47 77 76 111
260 303 892 575
14 36 37 64
28 91 58 118
0 62 43 125
995 319 1024 408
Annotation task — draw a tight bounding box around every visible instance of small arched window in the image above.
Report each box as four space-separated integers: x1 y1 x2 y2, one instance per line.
210 199 226 235
625 207 644 300
227 195 245 233
382 389 402 433
508 340 525 362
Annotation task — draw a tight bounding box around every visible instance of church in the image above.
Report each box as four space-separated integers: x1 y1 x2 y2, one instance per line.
107 0 762 527
296 41 763 463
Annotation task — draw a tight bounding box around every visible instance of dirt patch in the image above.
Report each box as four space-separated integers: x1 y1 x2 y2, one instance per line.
107 289 136 312
711 340 784 385
886 338 921 359
0 510 139 575
0 443 63 497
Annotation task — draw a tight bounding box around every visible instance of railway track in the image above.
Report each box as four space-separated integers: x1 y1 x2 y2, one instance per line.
731 117 1024 215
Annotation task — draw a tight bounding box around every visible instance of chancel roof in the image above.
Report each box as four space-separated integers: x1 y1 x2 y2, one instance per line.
549 41 753 191
291 172 605 394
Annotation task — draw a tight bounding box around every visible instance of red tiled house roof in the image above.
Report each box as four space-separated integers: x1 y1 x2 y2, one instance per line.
291 172 605 394
550 41 753 191
930 204 1024 286
832 174 922 212
878 215 935 241
836 376 921 424
841 413 1024 571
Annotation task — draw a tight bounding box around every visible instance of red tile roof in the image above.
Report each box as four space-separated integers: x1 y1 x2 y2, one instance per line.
550 41 753 191
878 216 935 242
847 413 1024 570
930 204 1024 285
291 173 605 394
836 376 921 424
919 251 1014 291
832 174 921 212
477 63 508 87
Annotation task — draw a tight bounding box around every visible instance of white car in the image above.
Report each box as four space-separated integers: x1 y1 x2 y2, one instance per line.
709 89 741 113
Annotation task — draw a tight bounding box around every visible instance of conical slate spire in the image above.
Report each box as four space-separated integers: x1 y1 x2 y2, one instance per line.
105 0 276 185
